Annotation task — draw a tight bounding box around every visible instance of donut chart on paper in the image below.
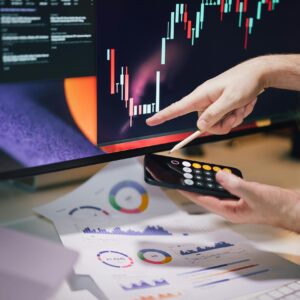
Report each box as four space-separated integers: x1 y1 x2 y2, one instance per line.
138 249 173 265
97 250 134 268
109 181 149 214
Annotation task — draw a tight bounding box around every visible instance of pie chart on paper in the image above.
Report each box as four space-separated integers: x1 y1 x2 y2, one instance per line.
109 181 149 214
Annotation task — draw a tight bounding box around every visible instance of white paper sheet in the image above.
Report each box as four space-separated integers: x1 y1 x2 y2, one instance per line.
0 228 78 300
35 158 300 300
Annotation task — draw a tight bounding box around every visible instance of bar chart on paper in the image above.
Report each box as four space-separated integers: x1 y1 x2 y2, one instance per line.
178 241 234 256
120 278 170 291
83 225 173 236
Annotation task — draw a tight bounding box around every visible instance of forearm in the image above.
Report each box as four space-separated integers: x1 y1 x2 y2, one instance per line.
286 199 300 233
257 54 300 91
273 190 300 233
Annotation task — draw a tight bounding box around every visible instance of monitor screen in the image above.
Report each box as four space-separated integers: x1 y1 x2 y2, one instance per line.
0 0 300 179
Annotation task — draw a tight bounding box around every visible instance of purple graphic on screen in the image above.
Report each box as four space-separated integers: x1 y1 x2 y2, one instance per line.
0 81 103 169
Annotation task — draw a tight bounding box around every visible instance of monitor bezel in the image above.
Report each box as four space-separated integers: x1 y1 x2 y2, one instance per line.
0 120 294 180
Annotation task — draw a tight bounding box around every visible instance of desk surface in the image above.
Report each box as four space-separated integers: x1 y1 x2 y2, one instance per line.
1 133 300 300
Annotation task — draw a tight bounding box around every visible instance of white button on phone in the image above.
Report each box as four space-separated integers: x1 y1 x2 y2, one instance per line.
184 173 193 179
184 179 194 186
182 161 191 167
183 167 192 173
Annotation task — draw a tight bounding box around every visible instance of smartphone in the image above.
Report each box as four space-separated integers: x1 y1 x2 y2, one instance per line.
144 153 243 200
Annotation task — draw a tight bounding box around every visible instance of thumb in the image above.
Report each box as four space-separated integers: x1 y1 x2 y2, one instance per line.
197 92 236 131
216 171 255 199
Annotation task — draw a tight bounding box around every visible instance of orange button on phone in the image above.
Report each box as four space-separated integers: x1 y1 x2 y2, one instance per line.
192 163 201 169
213 166 221 172
203 165 212 171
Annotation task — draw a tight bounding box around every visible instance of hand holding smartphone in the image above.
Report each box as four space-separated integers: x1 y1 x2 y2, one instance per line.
144 154 243 200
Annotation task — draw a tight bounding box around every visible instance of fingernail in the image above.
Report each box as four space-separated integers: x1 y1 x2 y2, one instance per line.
198 120 207 131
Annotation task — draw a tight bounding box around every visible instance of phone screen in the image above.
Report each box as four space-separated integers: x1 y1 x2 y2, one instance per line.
145 154 186 186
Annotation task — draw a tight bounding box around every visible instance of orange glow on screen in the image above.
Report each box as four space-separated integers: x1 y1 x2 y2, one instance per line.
64 76 98 145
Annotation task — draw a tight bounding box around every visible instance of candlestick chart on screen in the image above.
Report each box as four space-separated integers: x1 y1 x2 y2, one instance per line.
97 0 299 146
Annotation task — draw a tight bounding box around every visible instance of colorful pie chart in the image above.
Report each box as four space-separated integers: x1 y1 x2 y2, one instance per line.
109 181 149 214
138 249 173 265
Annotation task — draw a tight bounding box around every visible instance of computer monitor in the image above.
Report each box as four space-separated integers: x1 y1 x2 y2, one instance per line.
0 0 299 180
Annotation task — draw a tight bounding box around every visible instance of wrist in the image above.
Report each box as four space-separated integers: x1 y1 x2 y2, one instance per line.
250 56 276 89
242 56 269 91
254 54 300 90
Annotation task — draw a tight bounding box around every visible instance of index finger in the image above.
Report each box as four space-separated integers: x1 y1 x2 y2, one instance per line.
146 85 211 126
